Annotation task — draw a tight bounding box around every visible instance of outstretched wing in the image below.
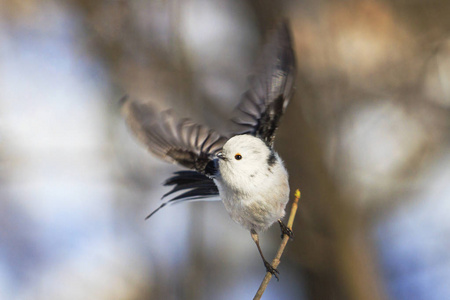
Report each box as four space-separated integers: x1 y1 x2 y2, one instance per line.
232 22 296 147
121 98 223 219
121 97 227 174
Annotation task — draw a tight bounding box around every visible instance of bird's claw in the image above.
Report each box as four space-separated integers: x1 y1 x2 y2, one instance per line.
280 227 294 240
279 221 294 240
264 261 280 281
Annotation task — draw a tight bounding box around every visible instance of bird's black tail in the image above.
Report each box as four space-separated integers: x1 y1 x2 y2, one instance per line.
145 171 220 219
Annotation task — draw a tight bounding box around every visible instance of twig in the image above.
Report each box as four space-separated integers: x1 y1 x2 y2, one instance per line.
253 189 301 300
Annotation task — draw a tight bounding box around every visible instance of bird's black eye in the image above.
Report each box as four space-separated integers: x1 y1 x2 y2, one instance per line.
235 154 242 160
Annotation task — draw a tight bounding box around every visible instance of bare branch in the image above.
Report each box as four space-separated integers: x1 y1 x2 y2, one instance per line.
253 189 301 300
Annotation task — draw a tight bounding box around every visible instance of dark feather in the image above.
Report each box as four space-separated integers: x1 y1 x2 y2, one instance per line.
255 94 285 146
232 21 296 147
145 171 219 219
204 159 219 177
267 150 277 167
163 171 219 200
121 99 227 173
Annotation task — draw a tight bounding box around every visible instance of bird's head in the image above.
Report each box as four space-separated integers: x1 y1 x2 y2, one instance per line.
216 135 273 184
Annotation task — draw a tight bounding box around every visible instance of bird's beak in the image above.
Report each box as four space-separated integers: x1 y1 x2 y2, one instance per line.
217 151 226 160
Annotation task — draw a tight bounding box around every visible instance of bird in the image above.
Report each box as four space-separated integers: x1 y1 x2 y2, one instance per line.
121 22 296 280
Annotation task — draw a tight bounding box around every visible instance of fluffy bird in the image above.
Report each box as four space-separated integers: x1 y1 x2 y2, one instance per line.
121 22 296 279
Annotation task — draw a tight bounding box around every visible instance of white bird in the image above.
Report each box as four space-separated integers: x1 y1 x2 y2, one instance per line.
121 22 296 279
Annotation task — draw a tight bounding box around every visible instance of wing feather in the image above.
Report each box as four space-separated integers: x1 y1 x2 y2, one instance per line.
232 22 296 147
121 98 227 173
145 171 220 219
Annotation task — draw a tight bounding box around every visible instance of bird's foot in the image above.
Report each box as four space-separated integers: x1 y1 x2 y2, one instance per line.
264 260 279 281
278 220 294 240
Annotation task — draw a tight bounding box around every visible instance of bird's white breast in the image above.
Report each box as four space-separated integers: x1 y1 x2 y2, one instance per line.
215 152 289 232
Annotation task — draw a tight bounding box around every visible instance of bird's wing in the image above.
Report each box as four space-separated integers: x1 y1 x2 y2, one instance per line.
121 97 227 174
231 22 296 148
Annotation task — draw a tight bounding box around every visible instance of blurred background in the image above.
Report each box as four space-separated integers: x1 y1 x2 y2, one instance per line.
1 0 450 299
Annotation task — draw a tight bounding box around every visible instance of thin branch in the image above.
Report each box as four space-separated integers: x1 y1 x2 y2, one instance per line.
253 189 301 300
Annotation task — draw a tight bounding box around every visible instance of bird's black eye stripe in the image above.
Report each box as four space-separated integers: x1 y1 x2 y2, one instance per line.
235 153 242 160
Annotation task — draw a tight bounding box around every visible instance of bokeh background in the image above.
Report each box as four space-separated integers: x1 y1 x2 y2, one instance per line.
1 0 450 299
